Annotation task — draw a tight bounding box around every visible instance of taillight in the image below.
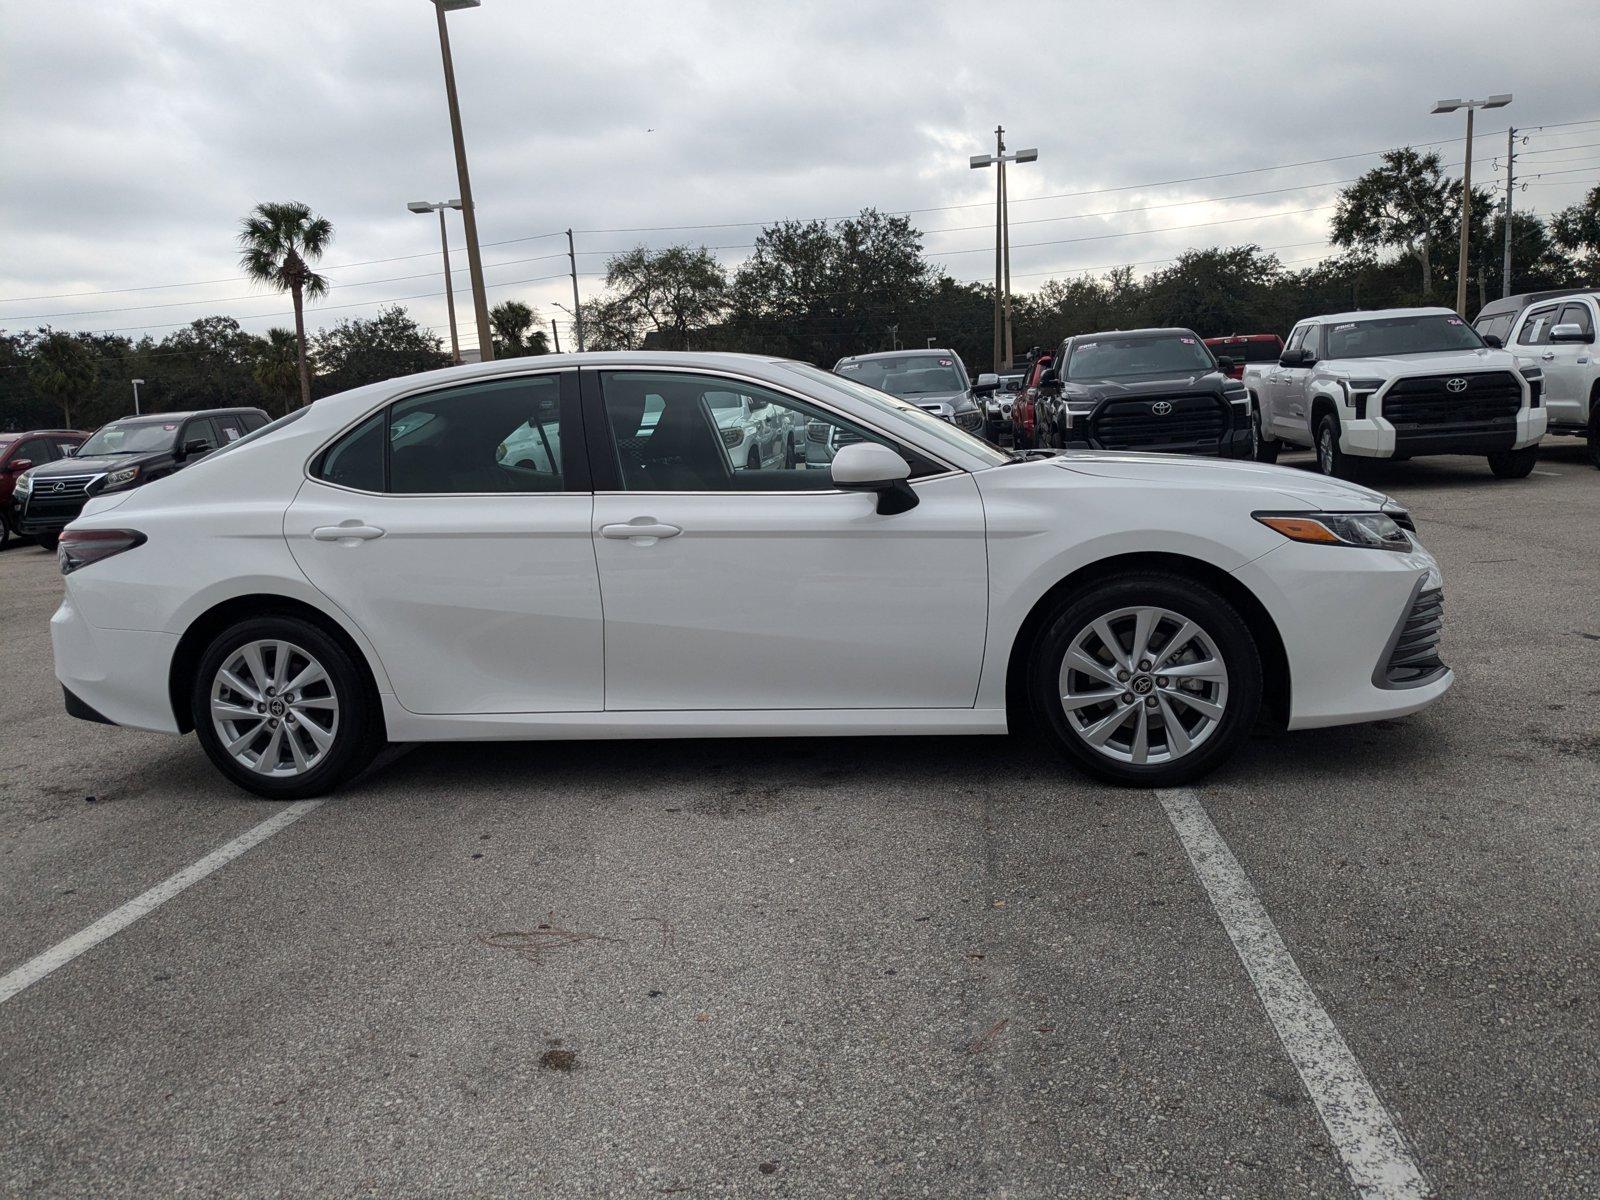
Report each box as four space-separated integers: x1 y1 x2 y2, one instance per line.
58 528 146 576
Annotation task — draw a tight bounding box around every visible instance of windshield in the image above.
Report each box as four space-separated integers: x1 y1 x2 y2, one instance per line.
783 362 1007 467
78 420 181 456
1066 334 1215 380
836 356 967 396
1323 314 1485 358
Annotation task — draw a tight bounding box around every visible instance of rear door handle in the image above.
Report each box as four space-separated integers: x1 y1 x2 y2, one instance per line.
600 520 682 542
312 523 386 542
1540 352 1555 361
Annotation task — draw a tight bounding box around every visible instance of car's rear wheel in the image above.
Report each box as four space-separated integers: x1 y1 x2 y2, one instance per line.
191 616 382 800
34 531 59 553
1250 407 1279 463
1486 446 1538 479
1587 400 1600 470
1029 573 1262 787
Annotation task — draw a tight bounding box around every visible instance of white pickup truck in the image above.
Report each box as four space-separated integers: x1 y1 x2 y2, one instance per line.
1473 287 1599 470
1244 306 1547 479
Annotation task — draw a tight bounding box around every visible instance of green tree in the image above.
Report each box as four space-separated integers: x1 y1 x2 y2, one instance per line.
1551 184 1600 278
1331 148 1455 298
1134 245 1286 335
573 296 645 352
488 300 551 357
312 306 449 398
603 245 727 350
26 331 98 427
253 328 303 415
238 201 333 408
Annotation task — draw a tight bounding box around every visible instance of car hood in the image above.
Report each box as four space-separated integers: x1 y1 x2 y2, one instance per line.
1051 450 1390 510
900 390 977 415
1061 370 1230 400
23 453 155 477
1325 347 1518 376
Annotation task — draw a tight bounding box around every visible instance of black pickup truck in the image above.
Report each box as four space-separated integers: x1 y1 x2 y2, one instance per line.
1034 327 1252 457
16 407 269 550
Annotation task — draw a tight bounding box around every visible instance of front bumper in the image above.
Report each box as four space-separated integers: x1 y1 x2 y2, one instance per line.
1063 425 1252 458
1340 405 1547 458
1232 536 1454 729
18 503 83 535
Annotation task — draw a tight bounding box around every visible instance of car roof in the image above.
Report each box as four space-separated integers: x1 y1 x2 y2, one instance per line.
1299 307 1458 325
0 429 84 439
1477 287 1599 319
834 348 959 364
110 408 265 424
1064 327 1201 343
1203 333 1281 342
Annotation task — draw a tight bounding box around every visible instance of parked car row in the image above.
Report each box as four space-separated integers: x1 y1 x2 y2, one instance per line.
1 429 86 549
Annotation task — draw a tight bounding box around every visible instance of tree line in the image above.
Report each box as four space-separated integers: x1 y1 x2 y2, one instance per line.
4 156 1597 432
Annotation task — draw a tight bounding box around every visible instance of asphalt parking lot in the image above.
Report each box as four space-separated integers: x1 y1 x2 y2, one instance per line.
2 441 1596 1199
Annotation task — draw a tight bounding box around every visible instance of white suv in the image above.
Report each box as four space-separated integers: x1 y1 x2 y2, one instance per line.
1474 288 1599 469
51 352 1450 799
1244 307 1547 478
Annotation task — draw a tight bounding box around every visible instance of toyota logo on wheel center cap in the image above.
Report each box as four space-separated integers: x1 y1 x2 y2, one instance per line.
1151 401 1173 416
1132 675 1154 694
1445 377 1468 393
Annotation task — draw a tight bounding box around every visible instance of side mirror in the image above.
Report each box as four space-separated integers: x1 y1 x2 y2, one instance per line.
1279 347 1313 367
8 458 34 474
1481 333 1504 348
182 438 213 458
1549 323 1592 344
1038 367 1063 394
1215 355 1235 373
830 442 918 515
973 372 999 396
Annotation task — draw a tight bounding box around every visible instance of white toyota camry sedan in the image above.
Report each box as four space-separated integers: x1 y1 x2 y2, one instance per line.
50 352 1451 799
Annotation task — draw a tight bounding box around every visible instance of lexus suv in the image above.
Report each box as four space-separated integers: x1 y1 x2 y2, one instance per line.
16 408 268 549
832 349 985 435
52 352 1449 800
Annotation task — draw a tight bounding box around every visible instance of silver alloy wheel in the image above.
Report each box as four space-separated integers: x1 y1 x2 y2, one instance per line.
210 639 340 777
1318 423 1335 475
1057 605 1230 765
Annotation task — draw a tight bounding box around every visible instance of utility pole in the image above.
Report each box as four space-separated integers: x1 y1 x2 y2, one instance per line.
551 319 561 354
566 229 585 352
1502 126 1516 298
1432 94 1511 316
969 129 1038 373
430 0 494 362
131 378 144 416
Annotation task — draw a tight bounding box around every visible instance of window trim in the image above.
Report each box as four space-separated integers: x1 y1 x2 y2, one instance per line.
306 368 591 498
578 364 961 496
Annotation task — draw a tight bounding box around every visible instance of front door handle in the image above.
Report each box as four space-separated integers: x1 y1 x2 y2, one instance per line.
601 520 682 542
1540 352 1555 361
312 522 386 543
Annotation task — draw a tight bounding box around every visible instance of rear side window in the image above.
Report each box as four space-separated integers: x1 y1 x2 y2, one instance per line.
317 412 384 491
1518 305 1558 346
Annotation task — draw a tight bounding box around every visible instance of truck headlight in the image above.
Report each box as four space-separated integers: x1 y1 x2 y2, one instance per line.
1342 379 1385 420
1254 511 1411 551
13 470 32 498
102 464 141 490
719 427 743 449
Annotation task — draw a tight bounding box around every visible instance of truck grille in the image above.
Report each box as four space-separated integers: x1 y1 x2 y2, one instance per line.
1381 372 1521 428
1089 394 1228 450
30 474 94 498
1383 587 1446 686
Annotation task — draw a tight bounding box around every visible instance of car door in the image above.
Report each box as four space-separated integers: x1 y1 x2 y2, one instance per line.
1269 325 1310 439
1539 302 1595 426
284 370 603 715
585 367 989 712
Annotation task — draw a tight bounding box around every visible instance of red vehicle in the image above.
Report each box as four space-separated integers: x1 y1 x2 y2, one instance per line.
0 429 87 549
1011 351 1056 449
1203 334 1284 380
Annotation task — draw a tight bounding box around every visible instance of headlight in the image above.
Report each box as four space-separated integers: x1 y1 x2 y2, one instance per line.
13 470 32 497
719 427 743 449
1223 385 1249 402
1342 379 1385 419
102 465 140 490
1255 511 1411 551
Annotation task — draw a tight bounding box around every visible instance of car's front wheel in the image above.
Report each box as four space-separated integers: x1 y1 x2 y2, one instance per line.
1315 415 1363 480
1029 573 1262 787
191 615 382 800
1486 447 1538 479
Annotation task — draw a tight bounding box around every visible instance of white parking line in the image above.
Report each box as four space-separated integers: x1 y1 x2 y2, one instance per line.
1532 470 1562 477
1159 789 1430 1200
0 800 323 1007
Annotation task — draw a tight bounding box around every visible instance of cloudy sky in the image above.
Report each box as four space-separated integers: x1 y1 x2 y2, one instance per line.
3 0 1597 348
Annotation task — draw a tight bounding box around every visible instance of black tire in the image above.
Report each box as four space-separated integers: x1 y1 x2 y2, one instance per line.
1250 407 1279 463
1486 446 1538 479
34 530 60 553
746 447 760 472
1028 572 1263 787
1315 415 1362 480
190 615 383 800
0 512 13 551
1588 401 1600 471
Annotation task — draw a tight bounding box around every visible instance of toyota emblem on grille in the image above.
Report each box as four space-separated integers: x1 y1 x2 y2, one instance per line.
1445 377 1468 393
1151 401 1173 416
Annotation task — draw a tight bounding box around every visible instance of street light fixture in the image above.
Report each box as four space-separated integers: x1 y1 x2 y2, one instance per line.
971 128 1038 372
1432 94 1512 316
427 0 494 362
409 198 465 364
131 378 144 416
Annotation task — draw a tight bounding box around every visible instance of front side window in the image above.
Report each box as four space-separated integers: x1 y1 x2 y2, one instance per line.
1324 314 1483 358
1284 326 1308 355
1065 333 1216 380
313 374 570 494
599 370 927 493
183 418 219 454
1518 305 1558 346
1558 302 1595 339
78 420 181 457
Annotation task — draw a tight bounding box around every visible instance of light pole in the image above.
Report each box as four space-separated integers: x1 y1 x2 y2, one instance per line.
1432 94 1511 316
970 129 1037 372
429 0 493 362
409 199 464 363
131 378 144 416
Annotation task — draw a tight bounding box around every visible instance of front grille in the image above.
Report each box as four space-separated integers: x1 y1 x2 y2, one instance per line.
1383 587 1446 686
30 474 94 498
1381 372 1521 428
1089 393 1228 450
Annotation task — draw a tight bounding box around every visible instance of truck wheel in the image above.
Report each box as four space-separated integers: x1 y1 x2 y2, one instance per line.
1315 415 1362 480
0 513 13 551
1588 403 1600 471
1028 572 1262 787
35 531 60 553
1486 447 1538 479
1250 409 1279 463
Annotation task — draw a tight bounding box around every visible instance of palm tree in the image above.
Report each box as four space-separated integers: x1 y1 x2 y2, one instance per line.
28 331 98 427
489 300 551 357
252 328 302 416
238 202 332 407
